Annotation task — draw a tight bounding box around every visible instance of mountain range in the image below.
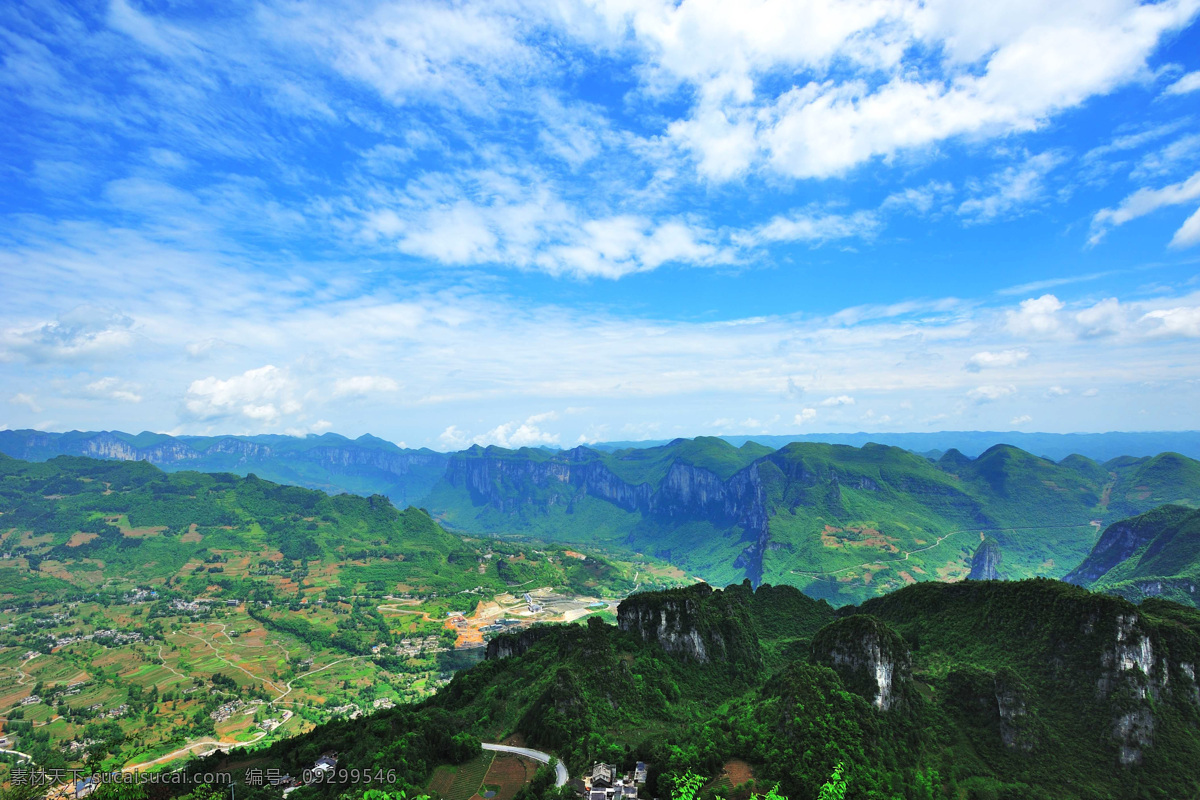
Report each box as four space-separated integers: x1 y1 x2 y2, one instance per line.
199 578 1200 800
4 430 1200 605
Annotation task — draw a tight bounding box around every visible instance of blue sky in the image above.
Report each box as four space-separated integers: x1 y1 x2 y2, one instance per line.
2 0 1200 449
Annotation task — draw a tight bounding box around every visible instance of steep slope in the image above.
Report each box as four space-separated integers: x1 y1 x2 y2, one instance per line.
423 439 1200 605
0 429 449 504
0 455 643 605
1065 505 1200 606
239 579 1200 800
1105 453 1200 519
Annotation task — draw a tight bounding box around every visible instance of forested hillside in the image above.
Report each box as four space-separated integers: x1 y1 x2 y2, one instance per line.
424 439 1200 604
188 579 1200 800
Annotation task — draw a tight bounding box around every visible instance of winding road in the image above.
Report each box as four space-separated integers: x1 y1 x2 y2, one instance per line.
482 744 569 787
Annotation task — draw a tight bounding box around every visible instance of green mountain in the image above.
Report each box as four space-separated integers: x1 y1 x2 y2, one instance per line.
424 439 1200 604
0 453 645 606
203 579 1200 800
0 429 449 505
1065 505 1200 606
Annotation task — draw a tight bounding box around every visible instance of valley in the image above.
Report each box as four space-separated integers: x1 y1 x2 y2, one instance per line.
2 439 1200 800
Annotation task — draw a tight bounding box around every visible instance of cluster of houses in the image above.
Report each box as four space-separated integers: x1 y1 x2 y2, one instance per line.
256 708 292 732
395 635 444 657
246 751 338 794
47 628 143 650
579 762 648 800
328 703 361 719
210 699 245 722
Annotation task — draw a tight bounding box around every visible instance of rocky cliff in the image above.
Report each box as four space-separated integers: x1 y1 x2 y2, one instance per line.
811 615 912 711
616 582 763 675
485 625 561 660
968 537 1002 580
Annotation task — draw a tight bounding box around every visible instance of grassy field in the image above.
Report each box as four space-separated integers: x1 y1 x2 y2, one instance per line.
429 751 495 800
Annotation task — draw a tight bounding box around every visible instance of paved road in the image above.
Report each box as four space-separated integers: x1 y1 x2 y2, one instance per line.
481 743 569 787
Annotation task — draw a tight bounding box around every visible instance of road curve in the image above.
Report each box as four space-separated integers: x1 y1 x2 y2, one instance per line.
481 743 569 787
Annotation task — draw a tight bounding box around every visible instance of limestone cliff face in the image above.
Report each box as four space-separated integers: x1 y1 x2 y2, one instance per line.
445 447 773 577
1088 610 1200 765
1064 505 1196 587
485 625 560 660
616 583 762 674
968 538 1002 580
811 615 912 711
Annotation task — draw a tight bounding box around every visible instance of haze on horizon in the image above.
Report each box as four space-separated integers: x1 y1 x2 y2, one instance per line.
2 0 1200 450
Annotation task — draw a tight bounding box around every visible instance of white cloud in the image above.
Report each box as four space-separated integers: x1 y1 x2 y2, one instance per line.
2 306 135 363
438 413 561 449
957 152 1064 223
333 375 400 397
881 182 954 215
965 348 1030 371
819 395 855 406
1005 294 1064 336
738 208 880 246
1140 306 1200 338
86 377 143 403
968 384 1017 403
1170 205 1200 249
8 393 41 413
184 365 301 426
1082 388 1100 397
1164 70 1200 95
597 0 1200 181
1010 414 1032 425
1089 170 1200 245
1075 298 1127 338
794 408 817 425
1046 385 1070 397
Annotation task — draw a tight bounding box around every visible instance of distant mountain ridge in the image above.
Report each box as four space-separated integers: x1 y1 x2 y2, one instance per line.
425 438 1200 604
6 429 1200 604
596 430 1200 461
0 429 449 505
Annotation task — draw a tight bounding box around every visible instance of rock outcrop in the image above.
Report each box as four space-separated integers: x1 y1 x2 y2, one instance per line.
616 583 762 675
968 537 1002 580
485 625 560 661
811 615 911 711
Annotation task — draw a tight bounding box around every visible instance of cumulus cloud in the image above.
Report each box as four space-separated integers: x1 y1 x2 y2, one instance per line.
332 375 400 397
439 413 561 449
794 408 817 425
184 365 301 426
1046 386 1070 397
1005 295 1064 336
597 0 1200 182
968 384 1016 403
819 395 856 406
1010 414 1032 425
86 377 143 403
965 348 1030 371
1140 306 1200 338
